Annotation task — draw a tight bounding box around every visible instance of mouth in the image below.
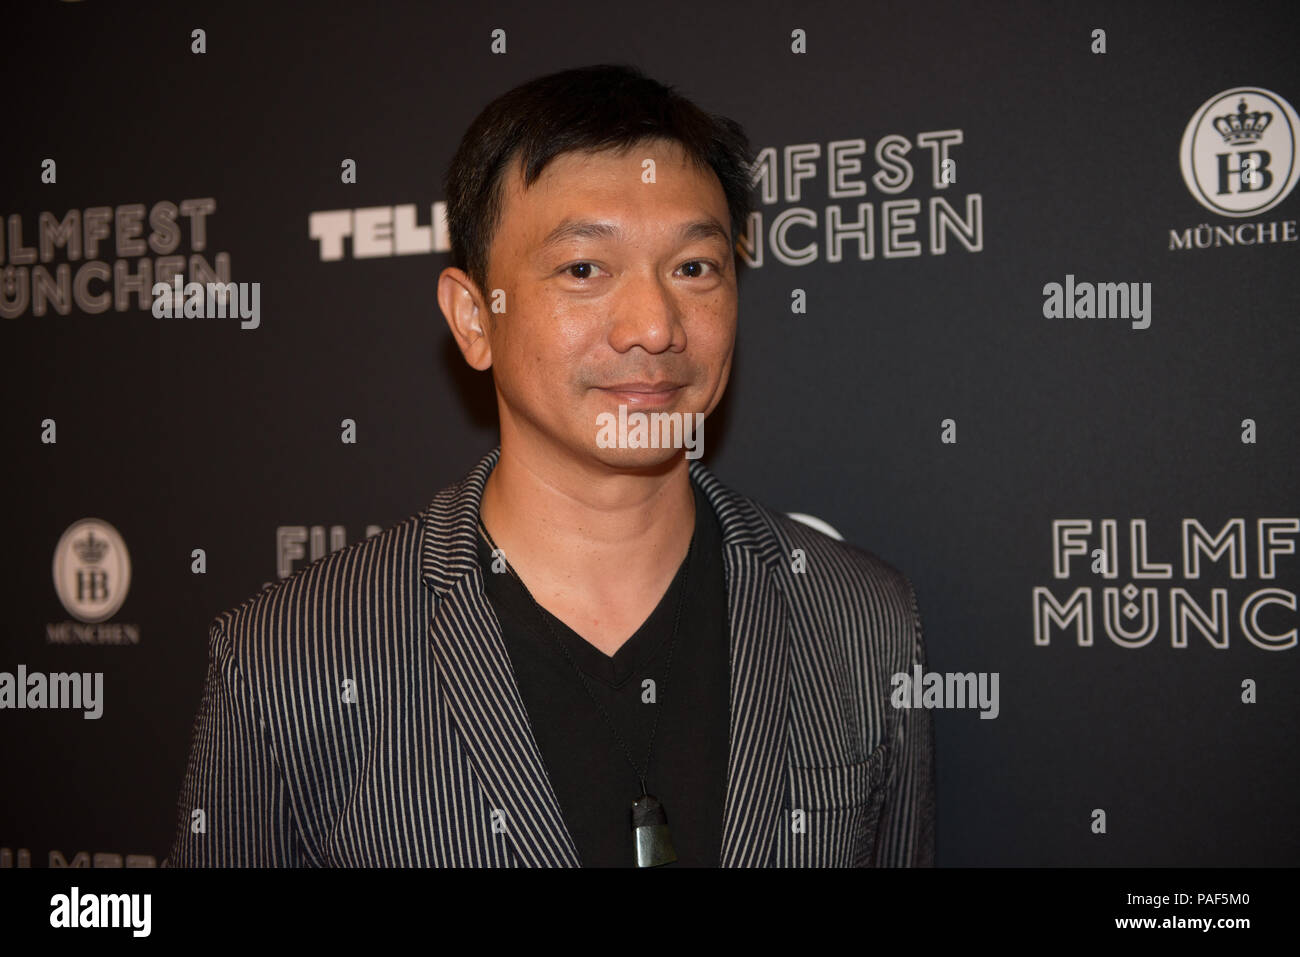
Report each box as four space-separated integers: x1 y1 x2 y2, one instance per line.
595 382 685 407
598 380 685 392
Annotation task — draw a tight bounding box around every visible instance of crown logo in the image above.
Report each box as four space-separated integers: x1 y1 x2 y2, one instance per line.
74 530 108 564
1212 98 1272 145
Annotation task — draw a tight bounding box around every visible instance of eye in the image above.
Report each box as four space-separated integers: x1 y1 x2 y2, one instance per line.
677 260 718 279
563 262 603 280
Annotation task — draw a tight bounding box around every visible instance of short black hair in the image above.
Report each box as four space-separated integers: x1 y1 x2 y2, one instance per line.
442 63 755 296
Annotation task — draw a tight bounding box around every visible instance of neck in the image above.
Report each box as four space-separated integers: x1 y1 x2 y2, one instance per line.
479 436 696 612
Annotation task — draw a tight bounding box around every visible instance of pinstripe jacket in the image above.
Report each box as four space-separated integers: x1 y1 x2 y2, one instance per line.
166 445 935 867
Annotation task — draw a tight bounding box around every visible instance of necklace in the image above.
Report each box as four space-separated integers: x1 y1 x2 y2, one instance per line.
477 516 693 867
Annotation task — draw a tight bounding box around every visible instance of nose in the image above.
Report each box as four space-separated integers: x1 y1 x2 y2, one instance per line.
607 270 685 354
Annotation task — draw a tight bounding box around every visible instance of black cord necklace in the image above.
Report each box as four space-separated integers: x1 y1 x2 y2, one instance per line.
477 515 693 868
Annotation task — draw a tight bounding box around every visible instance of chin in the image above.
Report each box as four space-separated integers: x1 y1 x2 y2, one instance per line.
585 443 690 474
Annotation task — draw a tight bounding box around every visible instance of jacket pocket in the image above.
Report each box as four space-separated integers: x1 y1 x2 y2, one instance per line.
776 742 888 866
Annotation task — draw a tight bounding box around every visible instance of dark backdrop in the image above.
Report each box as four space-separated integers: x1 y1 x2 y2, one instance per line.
2 0 1297 867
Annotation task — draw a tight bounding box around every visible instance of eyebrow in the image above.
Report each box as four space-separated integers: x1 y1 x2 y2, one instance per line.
538 217 732 252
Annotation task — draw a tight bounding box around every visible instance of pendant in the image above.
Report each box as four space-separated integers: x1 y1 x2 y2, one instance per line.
631 793 677 867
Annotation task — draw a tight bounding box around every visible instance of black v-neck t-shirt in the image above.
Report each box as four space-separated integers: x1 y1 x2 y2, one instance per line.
475 479 731 866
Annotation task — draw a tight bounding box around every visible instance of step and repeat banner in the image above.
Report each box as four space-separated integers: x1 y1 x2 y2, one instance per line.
2 0 1297 868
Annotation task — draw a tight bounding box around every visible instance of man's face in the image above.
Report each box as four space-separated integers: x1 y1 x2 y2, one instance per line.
476 137 737 470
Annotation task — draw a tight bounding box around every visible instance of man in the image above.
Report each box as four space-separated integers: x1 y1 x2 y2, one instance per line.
166 63 935 867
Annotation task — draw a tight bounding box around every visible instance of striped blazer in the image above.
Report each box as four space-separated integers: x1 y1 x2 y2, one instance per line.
165 446 935 867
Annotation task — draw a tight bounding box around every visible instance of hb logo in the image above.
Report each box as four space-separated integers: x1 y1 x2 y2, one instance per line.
52 519 132 623
1180 86 1300 217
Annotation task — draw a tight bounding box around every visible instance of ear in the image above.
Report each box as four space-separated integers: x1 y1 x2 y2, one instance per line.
437 267 492 371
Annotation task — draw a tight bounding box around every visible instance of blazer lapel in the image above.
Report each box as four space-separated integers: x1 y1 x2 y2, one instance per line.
689 460 793 867
420 447 792 868
422 447 581 867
